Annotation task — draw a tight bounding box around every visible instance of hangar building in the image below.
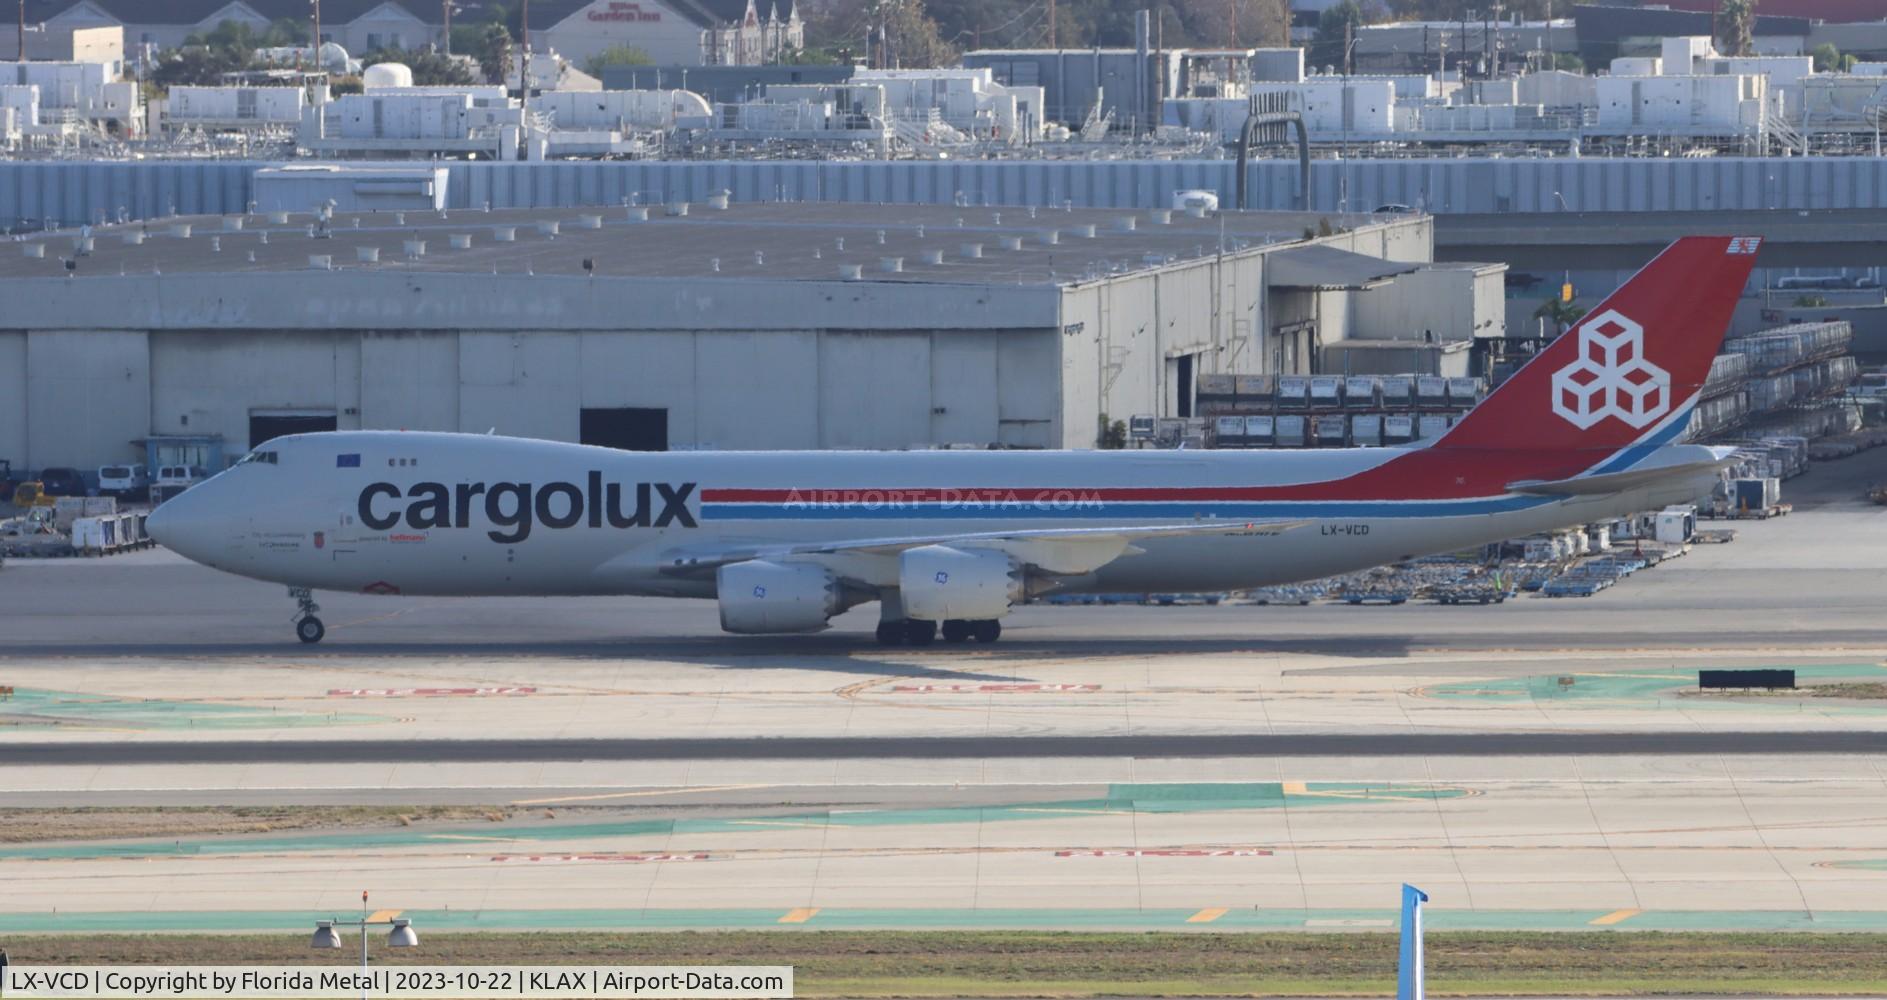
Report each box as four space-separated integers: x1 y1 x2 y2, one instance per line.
0 201 1495 472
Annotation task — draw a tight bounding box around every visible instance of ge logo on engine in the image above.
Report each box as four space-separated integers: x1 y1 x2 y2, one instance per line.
935 571 949 584
1550 309 1670 430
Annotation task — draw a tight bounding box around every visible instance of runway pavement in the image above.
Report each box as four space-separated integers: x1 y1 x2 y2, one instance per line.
6 730 1887 766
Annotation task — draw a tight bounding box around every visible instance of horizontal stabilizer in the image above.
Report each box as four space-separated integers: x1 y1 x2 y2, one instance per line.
1508 457 1728 497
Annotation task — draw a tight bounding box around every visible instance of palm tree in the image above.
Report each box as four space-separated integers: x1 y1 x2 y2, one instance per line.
1534 296 1587 337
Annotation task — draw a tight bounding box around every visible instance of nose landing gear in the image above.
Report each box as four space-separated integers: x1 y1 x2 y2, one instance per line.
290 587 325 644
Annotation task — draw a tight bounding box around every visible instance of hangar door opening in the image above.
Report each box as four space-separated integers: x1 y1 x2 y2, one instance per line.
250 409 338 449
581 407 668 451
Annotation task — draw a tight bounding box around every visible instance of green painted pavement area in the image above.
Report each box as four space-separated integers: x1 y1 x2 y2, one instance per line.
7 908 1887 933
1426 662 1887 712
0 687 385 731
0 782 1470 861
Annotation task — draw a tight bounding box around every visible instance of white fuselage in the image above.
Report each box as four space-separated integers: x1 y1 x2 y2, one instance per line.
154 431 1722 600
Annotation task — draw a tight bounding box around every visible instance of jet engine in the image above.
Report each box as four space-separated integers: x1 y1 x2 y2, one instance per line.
716 559 843 634
899 545 1022 621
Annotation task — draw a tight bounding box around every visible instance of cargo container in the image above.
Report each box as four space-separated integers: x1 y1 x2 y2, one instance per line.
1446 377 1482 407
1234 374 1275 406
1381 375 1414 408
1656 505 1696 543
1344 376 1380 409
1243 415 1275 446
1274 414 1308 447
1197 373 1236 402
1384 414 1415 444
1731 477 1781 512
1416 414 1450 441
1313 414 1348 446
1276 376 1310 410
1213 415 1246 446
1416 375 1448 408
1309 376 1344 409
1351 413 1383 446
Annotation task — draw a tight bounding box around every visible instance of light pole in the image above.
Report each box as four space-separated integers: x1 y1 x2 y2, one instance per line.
1553 190 1568 211
311 892 419 1000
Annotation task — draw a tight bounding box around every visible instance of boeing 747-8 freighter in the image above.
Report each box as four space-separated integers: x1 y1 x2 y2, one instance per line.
148 236 1759 645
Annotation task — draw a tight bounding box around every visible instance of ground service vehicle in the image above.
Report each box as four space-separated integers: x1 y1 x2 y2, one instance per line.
97 464 149 501
36 467 86 499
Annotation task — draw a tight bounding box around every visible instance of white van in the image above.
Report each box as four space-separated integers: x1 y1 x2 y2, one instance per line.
152 465 208 506
97 463 148 501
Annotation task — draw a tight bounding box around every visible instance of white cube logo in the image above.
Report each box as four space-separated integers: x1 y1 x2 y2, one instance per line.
1550 310 1670 430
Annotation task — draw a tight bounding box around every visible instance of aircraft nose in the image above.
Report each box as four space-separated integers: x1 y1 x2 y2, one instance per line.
147 487 219 562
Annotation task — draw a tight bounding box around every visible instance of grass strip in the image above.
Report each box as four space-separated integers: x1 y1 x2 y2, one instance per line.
6 931 1887 996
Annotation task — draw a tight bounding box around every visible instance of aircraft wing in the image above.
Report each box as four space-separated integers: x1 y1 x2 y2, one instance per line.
658 519 1309 579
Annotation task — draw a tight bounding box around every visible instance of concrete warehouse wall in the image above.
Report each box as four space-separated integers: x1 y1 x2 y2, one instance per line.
0 332 24 470
7 326 1066 470
15 157 1887 230
26 330 148 472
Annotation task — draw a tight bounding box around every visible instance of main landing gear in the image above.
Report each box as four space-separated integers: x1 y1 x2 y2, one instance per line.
875 618 1001 646
290 587 325 644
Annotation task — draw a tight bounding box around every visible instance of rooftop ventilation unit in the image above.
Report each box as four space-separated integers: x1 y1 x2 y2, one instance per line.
222 217 244 232
404 239 426 259
960 243 983 258
308 254 332 270
1039 230 1059 245
268 212 290 224
1073 224 1097 238
1001 236 1024 251
22 243 44 258
839 264 863 280
121 231 144 245
706 193 730 210
665 202 689 217
169 224 192 238
357 246 380 262
494 227 517 242
537 221 560 236
1148 209 1172 225
1115 216 1137 232
881 257 904 273
627 207 650 222
576 215 602 230
921 249 944 265
450 234 473 250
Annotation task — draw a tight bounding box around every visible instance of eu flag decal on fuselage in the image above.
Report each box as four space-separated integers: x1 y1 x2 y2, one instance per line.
337 453 361 468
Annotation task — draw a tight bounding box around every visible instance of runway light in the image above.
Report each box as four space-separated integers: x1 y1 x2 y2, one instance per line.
387 919 419 949
310 921 343 949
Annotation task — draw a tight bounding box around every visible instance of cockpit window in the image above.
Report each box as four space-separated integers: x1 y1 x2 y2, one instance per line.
235 450 279 466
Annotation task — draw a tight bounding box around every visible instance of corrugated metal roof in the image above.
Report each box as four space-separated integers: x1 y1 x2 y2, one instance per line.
1266 244 1422 290
0 201 1382 285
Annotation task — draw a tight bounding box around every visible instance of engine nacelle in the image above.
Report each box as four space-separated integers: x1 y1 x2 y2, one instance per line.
716 559 842 634
899 545 1021 621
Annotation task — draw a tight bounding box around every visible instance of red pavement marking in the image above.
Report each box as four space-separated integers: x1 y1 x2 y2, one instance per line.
328 687 538 697
890 684 1101 693
1054 849 1274 858
489 853 710 863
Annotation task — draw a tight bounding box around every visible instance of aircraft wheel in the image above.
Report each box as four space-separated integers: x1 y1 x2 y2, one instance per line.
904 619 938 646
941 620 971 643
296 616 326 645
875 622 906 646
971 619 1002 643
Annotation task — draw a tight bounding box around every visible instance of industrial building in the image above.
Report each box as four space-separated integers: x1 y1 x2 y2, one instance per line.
0 201 1502 471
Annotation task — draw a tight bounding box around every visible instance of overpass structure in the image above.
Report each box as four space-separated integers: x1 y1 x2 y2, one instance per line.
1436 209 1887 271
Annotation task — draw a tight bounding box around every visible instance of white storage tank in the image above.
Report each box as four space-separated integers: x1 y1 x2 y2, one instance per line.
363 62 415 90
